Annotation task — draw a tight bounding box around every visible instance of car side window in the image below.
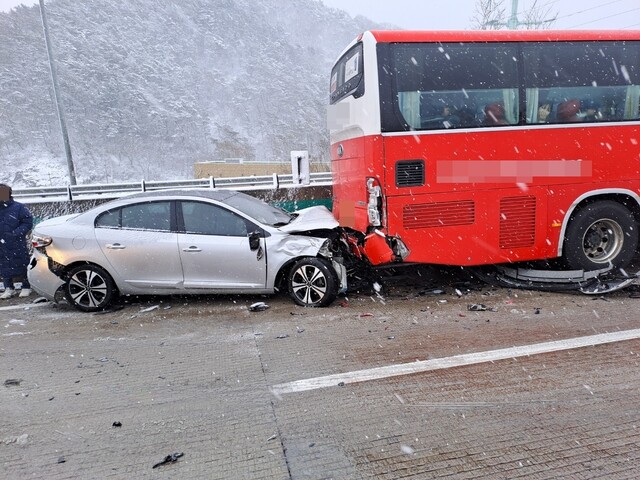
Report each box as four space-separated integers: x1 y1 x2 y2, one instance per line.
95 209 120 228
96 201 172 231
180 201 249 237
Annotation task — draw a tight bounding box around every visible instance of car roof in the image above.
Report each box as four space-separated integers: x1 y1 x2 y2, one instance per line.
123 188 242 202
71 189 255 222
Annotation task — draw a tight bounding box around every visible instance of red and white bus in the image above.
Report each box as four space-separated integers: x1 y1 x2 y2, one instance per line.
328 30 640 273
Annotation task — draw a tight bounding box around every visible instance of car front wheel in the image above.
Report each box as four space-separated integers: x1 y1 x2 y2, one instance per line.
287 257 338 307
65 264 116 312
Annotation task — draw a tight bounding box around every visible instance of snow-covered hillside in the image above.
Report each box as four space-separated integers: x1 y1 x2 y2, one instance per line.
0 0 386 186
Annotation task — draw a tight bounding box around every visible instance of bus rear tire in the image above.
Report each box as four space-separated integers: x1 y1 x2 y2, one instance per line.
562 201 638 271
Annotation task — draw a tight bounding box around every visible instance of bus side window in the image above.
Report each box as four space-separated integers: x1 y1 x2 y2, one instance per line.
483 102 508 126
523 41 640 124
388 43 519 132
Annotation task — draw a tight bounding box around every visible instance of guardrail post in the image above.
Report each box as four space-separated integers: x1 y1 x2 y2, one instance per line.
66 185 73 202
141 180 146 192
273 173 279 189
209 176 215 189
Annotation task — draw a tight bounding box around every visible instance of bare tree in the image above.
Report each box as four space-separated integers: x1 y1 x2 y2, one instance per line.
471 0 507 30
472 0 557 30
519 0 557 30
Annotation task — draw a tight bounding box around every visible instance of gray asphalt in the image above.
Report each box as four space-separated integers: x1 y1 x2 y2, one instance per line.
2 278 640 479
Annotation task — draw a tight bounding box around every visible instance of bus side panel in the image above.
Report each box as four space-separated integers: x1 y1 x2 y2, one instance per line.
382 126 640 197
385 187 550 266
331 133 384 231
381 124 640 266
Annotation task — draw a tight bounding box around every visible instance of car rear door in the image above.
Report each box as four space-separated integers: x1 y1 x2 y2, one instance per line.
94 201 183 289
177 201 267 289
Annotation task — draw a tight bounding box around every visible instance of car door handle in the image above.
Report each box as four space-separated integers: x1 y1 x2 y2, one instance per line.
105 243 126 250
182 246 202 252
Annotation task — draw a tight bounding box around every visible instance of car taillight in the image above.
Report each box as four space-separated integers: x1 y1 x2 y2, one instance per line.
32 234 52 248
366 177 382 227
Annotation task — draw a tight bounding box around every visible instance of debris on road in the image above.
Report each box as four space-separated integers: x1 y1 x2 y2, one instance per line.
467 304 488 311
249 302 269 312
276 334 289 339
152 452 184 469
1 434 28 445
401 445 415 455
417 288 445 296
93 304 125 315
112 421 122 427
139 305 160 313
4 378 22 387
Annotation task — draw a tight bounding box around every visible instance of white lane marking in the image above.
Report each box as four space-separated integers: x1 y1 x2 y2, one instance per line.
271 328 640 396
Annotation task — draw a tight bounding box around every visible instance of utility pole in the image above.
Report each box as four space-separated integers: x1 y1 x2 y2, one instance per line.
39 0 77 185
507 0 519 29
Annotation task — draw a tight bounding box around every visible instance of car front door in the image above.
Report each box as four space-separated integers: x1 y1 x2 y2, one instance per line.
95 201 183 289
178 201 267 289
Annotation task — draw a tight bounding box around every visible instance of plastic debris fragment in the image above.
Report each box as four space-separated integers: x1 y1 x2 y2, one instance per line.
249 302 269 312
152 452 184 469
467 304 487 311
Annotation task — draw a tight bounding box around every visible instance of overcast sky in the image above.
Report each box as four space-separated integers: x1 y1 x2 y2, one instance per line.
1 0 639 29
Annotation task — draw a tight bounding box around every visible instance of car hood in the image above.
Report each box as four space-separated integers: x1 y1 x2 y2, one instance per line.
278 206 338 233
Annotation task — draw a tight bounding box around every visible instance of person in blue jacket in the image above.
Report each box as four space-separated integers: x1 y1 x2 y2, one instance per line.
0 184 34 299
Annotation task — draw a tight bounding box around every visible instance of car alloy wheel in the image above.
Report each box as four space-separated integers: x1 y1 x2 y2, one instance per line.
288 257 338 307
65 264 116 312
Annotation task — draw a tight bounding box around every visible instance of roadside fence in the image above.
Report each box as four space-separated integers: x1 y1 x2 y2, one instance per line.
13 172 333 205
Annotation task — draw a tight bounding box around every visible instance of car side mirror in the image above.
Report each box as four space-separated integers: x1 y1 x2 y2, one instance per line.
249 230 261 251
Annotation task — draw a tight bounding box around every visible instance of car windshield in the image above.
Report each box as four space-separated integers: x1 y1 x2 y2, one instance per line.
224 192 292 226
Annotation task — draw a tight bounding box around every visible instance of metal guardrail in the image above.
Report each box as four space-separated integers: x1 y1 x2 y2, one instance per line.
13 172 333 204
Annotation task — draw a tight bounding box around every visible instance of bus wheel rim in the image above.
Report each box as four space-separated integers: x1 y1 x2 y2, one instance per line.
582 219 624 263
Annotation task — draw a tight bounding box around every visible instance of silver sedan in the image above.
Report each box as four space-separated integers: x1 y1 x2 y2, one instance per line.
28 189 347 311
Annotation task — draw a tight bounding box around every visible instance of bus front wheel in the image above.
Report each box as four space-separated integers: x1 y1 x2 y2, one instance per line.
562 201 638 271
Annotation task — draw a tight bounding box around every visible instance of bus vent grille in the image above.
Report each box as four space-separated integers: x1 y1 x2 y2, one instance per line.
500 196 536 248
403 200 475 229
396 160 425 187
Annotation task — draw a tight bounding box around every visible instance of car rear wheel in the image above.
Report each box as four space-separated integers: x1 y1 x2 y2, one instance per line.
287 257 338 307
65 264 116 312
